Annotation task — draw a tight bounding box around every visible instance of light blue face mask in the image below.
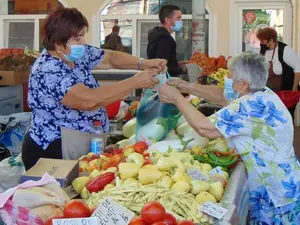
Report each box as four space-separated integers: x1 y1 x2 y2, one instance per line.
223 77 239 102
171 20 183 32
64 44 85 62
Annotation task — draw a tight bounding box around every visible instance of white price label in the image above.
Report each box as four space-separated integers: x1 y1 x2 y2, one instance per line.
92 198 135 225
53 217 99 225
209 167 227 180
200 202 228 220
187 168 209 181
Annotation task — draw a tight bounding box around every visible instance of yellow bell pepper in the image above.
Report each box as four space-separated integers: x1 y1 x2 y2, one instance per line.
157 175 173 189
126 152 144 168
156 157 174 171
138 166 162 185
124 178 139 186
119 163 140 180
171 181 190 193
72 176 90 193
80 187 90 199
123 147 135 157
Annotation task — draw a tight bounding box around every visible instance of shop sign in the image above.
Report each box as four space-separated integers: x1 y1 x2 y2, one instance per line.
243 11 256 24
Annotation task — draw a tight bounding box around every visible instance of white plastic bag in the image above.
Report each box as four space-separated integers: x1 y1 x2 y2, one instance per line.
0 154 25 194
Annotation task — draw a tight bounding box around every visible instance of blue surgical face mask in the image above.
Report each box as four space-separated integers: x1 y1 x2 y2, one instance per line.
171 20 183 32
64 44 85 62
223 77 239 102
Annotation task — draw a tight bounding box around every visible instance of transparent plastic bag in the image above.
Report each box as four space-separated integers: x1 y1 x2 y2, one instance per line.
0 154 25 194
136 87 182 144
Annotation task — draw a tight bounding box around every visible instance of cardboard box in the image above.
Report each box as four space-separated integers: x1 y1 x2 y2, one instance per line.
0 70 30 86
20 158 79 187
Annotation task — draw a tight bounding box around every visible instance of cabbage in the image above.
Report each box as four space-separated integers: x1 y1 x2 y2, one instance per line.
182 129 209 149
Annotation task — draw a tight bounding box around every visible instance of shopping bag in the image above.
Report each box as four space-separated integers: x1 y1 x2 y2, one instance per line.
0 154 25 194
136 85 182 144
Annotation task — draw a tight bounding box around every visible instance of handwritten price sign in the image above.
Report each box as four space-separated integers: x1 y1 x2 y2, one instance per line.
92 198 134 225
200 201 228 220
187 168 209 181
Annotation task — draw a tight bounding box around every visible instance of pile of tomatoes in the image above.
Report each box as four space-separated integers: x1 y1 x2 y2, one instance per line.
45 200 91 225
130 202 195 225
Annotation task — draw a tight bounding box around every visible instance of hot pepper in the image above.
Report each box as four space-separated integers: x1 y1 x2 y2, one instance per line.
213 147 235 156
86 172 115 193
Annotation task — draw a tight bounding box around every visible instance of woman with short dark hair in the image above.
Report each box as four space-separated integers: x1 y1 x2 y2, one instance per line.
256 27 300 121
22 8 166 170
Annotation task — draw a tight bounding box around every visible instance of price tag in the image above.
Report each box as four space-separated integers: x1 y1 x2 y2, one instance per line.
199 202 228 220
187 168 209 181
92 197 135 225
209 167 227 180
53 217 99 225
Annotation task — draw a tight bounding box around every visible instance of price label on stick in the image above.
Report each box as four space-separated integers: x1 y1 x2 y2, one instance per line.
200 201 228 220
187 168 209 181
92 198 135 225
53 217 99 225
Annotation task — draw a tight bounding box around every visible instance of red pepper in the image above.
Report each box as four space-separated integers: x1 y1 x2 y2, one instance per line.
214 147 235 156
111 149 123 155
103 153 112 158
86 172 115 193
133 142 148 154
143 152 150 158
143 158 153 166
102 154 123 170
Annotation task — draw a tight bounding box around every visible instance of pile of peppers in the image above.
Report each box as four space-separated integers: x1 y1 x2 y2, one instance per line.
85 141 152 193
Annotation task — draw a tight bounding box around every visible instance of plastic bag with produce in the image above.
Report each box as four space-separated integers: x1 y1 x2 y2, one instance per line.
136 88 181 145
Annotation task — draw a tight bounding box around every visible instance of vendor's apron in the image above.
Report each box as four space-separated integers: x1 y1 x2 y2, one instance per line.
61 127 106 160
266 43 282 92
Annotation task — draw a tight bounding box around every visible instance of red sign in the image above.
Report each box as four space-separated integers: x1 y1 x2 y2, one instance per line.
244 11 256 24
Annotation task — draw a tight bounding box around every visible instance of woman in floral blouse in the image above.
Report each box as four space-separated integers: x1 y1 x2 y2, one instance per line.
159 51 300 224
22 8 166 170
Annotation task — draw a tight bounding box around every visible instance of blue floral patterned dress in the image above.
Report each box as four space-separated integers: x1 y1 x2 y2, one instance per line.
209 87 300 225
27 45 109 150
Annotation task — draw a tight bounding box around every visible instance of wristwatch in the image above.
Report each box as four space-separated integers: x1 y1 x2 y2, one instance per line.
138 58 144 70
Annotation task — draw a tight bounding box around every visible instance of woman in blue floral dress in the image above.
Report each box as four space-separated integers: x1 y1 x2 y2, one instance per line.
21 8 166 170
159 51 300 224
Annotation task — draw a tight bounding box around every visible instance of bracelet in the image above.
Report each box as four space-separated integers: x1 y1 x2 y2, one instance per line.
138 58 144 70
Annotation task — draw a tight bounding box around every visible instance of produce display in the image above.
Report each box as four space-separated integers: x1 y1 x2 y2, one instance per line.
207 68 229 86
72 115 245 225
0 54 37 71
188 52 229 76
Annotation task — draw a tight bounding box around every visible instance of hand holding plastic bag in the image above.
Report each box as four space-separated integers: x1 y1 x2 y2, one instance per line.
136 71 181 144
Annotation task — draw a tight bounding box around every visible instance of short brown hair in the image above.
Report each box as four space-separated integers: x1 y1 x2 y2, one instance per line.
159 5 181 24
43 8 89 50
256 27 278 42
112 25 120 33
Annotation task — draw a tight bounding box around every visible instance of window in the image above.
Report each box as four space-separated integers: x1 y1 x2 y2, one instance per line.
98 0 210 57
0 0 65 50
242 9 284 52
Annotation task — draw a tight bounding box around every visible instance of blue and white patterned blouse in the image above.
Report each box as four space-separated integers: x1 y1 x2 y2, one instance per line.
28 45 109 150
209 87 300 224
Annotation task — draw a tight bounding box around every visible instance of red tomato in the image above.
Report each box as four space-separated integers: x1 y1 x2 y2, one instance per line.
163 213 178 225
141 202 166 224
152 222 168 225
63 200 91 218
143 158 153 166
129 217 146 225
44 216 64 225
178 220 196 225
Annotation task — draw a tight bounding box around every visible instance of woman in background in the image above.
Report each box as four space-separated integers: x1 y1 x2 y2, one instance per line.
256 27 300 121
